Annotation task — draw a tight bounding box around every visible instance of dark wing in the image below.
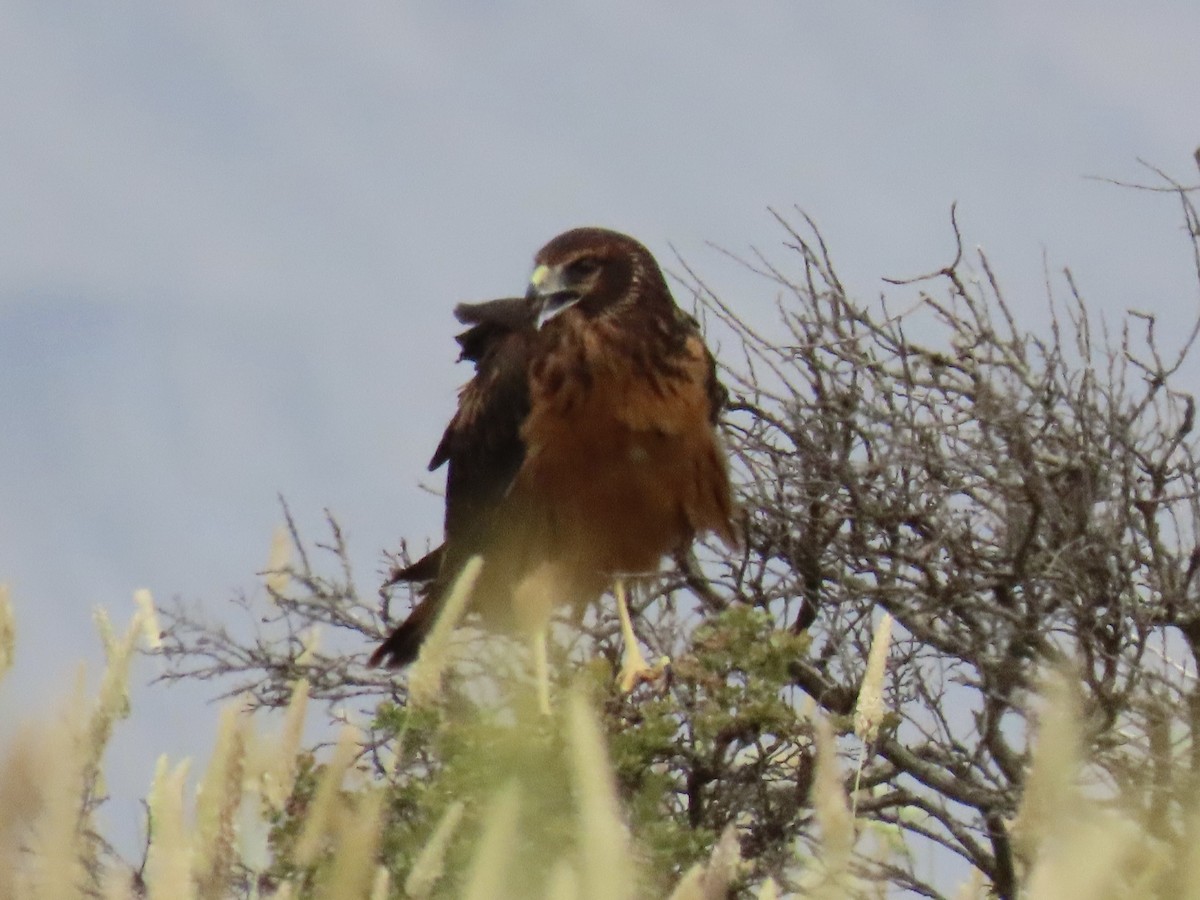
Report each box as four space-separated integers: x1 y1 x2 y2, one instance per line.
371 297 537 668
433 298 537 561
453 298 538 363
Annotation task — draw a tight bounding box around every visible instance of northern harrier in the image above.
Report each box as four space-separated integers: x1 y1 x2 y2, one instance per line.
370 228 734 700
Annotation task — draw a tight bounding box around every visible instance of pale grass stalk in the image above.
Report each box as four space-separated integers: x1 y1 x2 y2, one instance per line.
1175 802 1200 900
953 868 987 900
1177 798 1200 900
294 626 321 665
855 818 901 899
1012 670 1083 865
1025 812 1136 900
461 781 521 900
0 583 14 680
853 613 892 745
0 725 44 898
235 790 270 876
237 683 306 882
293 725 361 866
404 800 466 899
666 866 707 900
94 605 117 655
369 865 391 900
258 678 310 811
19 680 90 900
707 823 742 888
192 702 249 895
88 604 149 777
543 859 580 900
145 756 196 900
566 691 634 900
410 555 484 707
804 713 855 897
264 525 292 598
100 865 136 900
1015 671 1155 899
1117 831 1173 900
665 825 741 900
133 588 163 651
7 603 155 900
851 613 892 819
756 876 779 900
324 789 385 900
512 561 567 714
375 735 400 780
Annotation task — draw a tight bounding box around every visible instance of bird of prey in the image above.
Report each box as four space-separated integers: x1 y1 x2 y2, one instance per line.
369 227 734 699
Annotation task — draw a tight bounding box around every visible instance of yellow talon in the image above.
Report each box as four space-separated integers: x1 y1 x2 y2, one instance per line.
615 580 669 692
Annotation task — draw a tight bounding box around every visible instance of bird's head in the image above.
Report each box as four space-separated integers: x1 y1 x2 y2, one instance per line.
526 227 669 328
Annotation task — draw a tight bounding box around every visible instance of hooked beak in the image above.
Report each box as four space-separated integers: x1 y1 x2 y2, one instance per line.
527 263 580 328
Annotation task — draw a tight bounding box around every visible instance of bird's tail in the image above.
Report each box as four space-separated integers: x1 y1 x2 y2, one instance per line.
370 545 446 668
368 591 441 668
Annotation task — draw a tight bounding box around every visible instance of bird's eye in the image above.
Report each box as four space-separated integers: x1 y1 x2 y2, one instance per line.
566 257 601 280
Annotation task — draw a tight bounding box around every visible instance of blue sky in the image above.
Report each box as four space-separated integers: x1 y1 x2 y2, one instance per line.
2 0 1198 872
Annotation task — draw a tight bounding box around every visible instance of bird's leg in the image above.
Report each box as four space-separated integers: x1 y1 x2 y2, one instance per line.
532 623 552 716
615 579 667 693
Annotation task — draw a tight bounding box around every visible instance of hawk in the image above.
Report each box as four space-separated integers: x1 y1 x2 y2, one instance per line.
369 228 734 696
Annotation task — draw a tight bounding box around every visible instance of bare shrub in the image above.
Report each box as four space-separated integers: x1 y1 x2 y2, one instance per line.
149 163 1200 898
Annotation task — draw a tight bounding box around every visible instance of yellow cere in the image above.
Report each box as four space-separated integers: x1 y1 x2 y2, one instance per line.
529 264 551 289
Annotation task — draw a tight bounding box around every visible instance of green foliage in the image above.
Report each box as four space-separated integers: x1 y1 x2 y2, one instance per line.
568 605 806 890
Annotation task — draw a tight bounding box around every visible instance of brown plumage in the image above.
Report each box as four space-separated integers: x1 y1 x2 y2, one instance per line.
369 227 734 669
